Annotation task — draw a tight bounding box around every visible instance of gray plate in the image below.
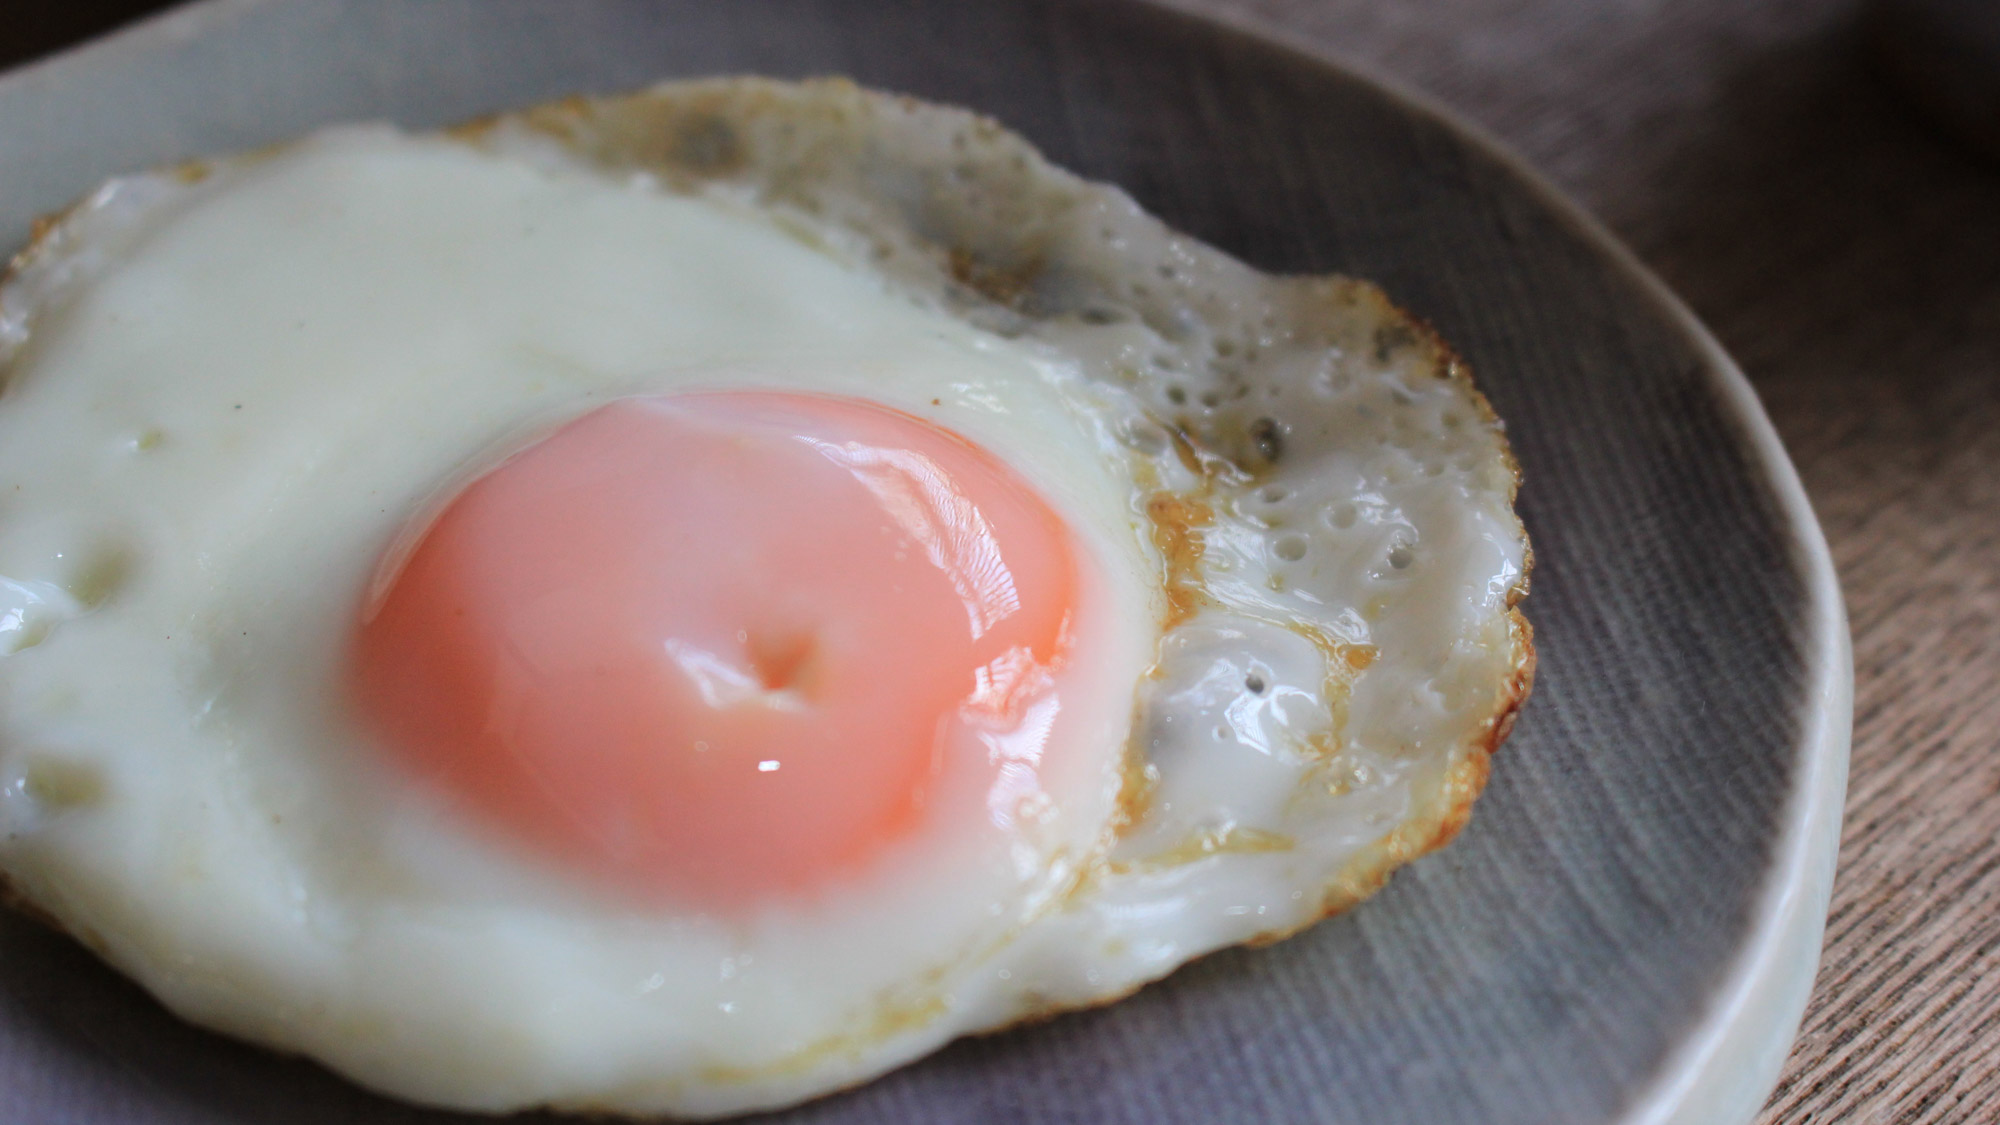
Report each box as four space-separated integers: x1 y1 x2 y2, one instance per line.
0 2 1849 1123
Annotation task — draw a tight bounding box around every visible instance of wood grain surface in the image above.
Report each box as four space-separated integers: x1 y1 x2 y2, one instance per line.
5 1 1994 1122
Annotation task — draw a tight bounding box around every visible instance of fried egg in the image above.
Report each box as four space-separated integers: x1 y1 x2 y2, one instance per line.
0 79 1532 1117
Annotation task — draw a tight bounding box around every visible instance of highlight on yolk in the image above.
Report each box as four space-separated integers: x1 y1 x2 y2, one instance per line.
350 392 1081 905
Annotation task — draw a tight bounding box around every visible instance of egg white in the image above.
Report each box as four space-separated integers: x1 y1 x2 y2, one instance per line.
0 124 1163 1113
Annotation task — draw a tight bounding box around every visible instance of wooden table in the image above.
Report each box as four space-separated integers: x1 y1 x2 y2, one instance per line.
7 2 1995 1121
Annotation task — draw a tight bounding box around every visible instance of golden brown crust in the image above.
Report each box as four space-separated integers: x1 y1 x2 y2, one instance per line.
1144 490 1215 630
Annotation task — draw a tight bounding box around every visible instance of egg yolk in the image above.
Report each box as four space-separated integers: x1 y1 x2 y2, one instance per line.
351 392 1079 905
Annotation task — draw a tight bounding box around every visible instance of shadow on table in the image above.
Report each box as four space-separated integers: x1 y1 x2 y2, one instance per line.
0 1 181 73
1603 14 2000 471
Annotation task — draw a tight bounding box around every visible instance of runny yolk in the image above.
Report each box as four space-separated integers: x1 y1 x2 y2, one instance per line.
351 392 1079 905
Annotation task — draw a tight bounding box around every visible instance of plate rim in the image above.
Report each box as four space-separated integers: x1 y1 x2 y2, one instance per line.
0 3 1855 1123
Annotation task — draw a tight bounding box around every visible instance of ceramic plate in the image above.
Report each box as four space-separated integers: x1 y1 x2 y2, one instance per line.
0 2 1849 1122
